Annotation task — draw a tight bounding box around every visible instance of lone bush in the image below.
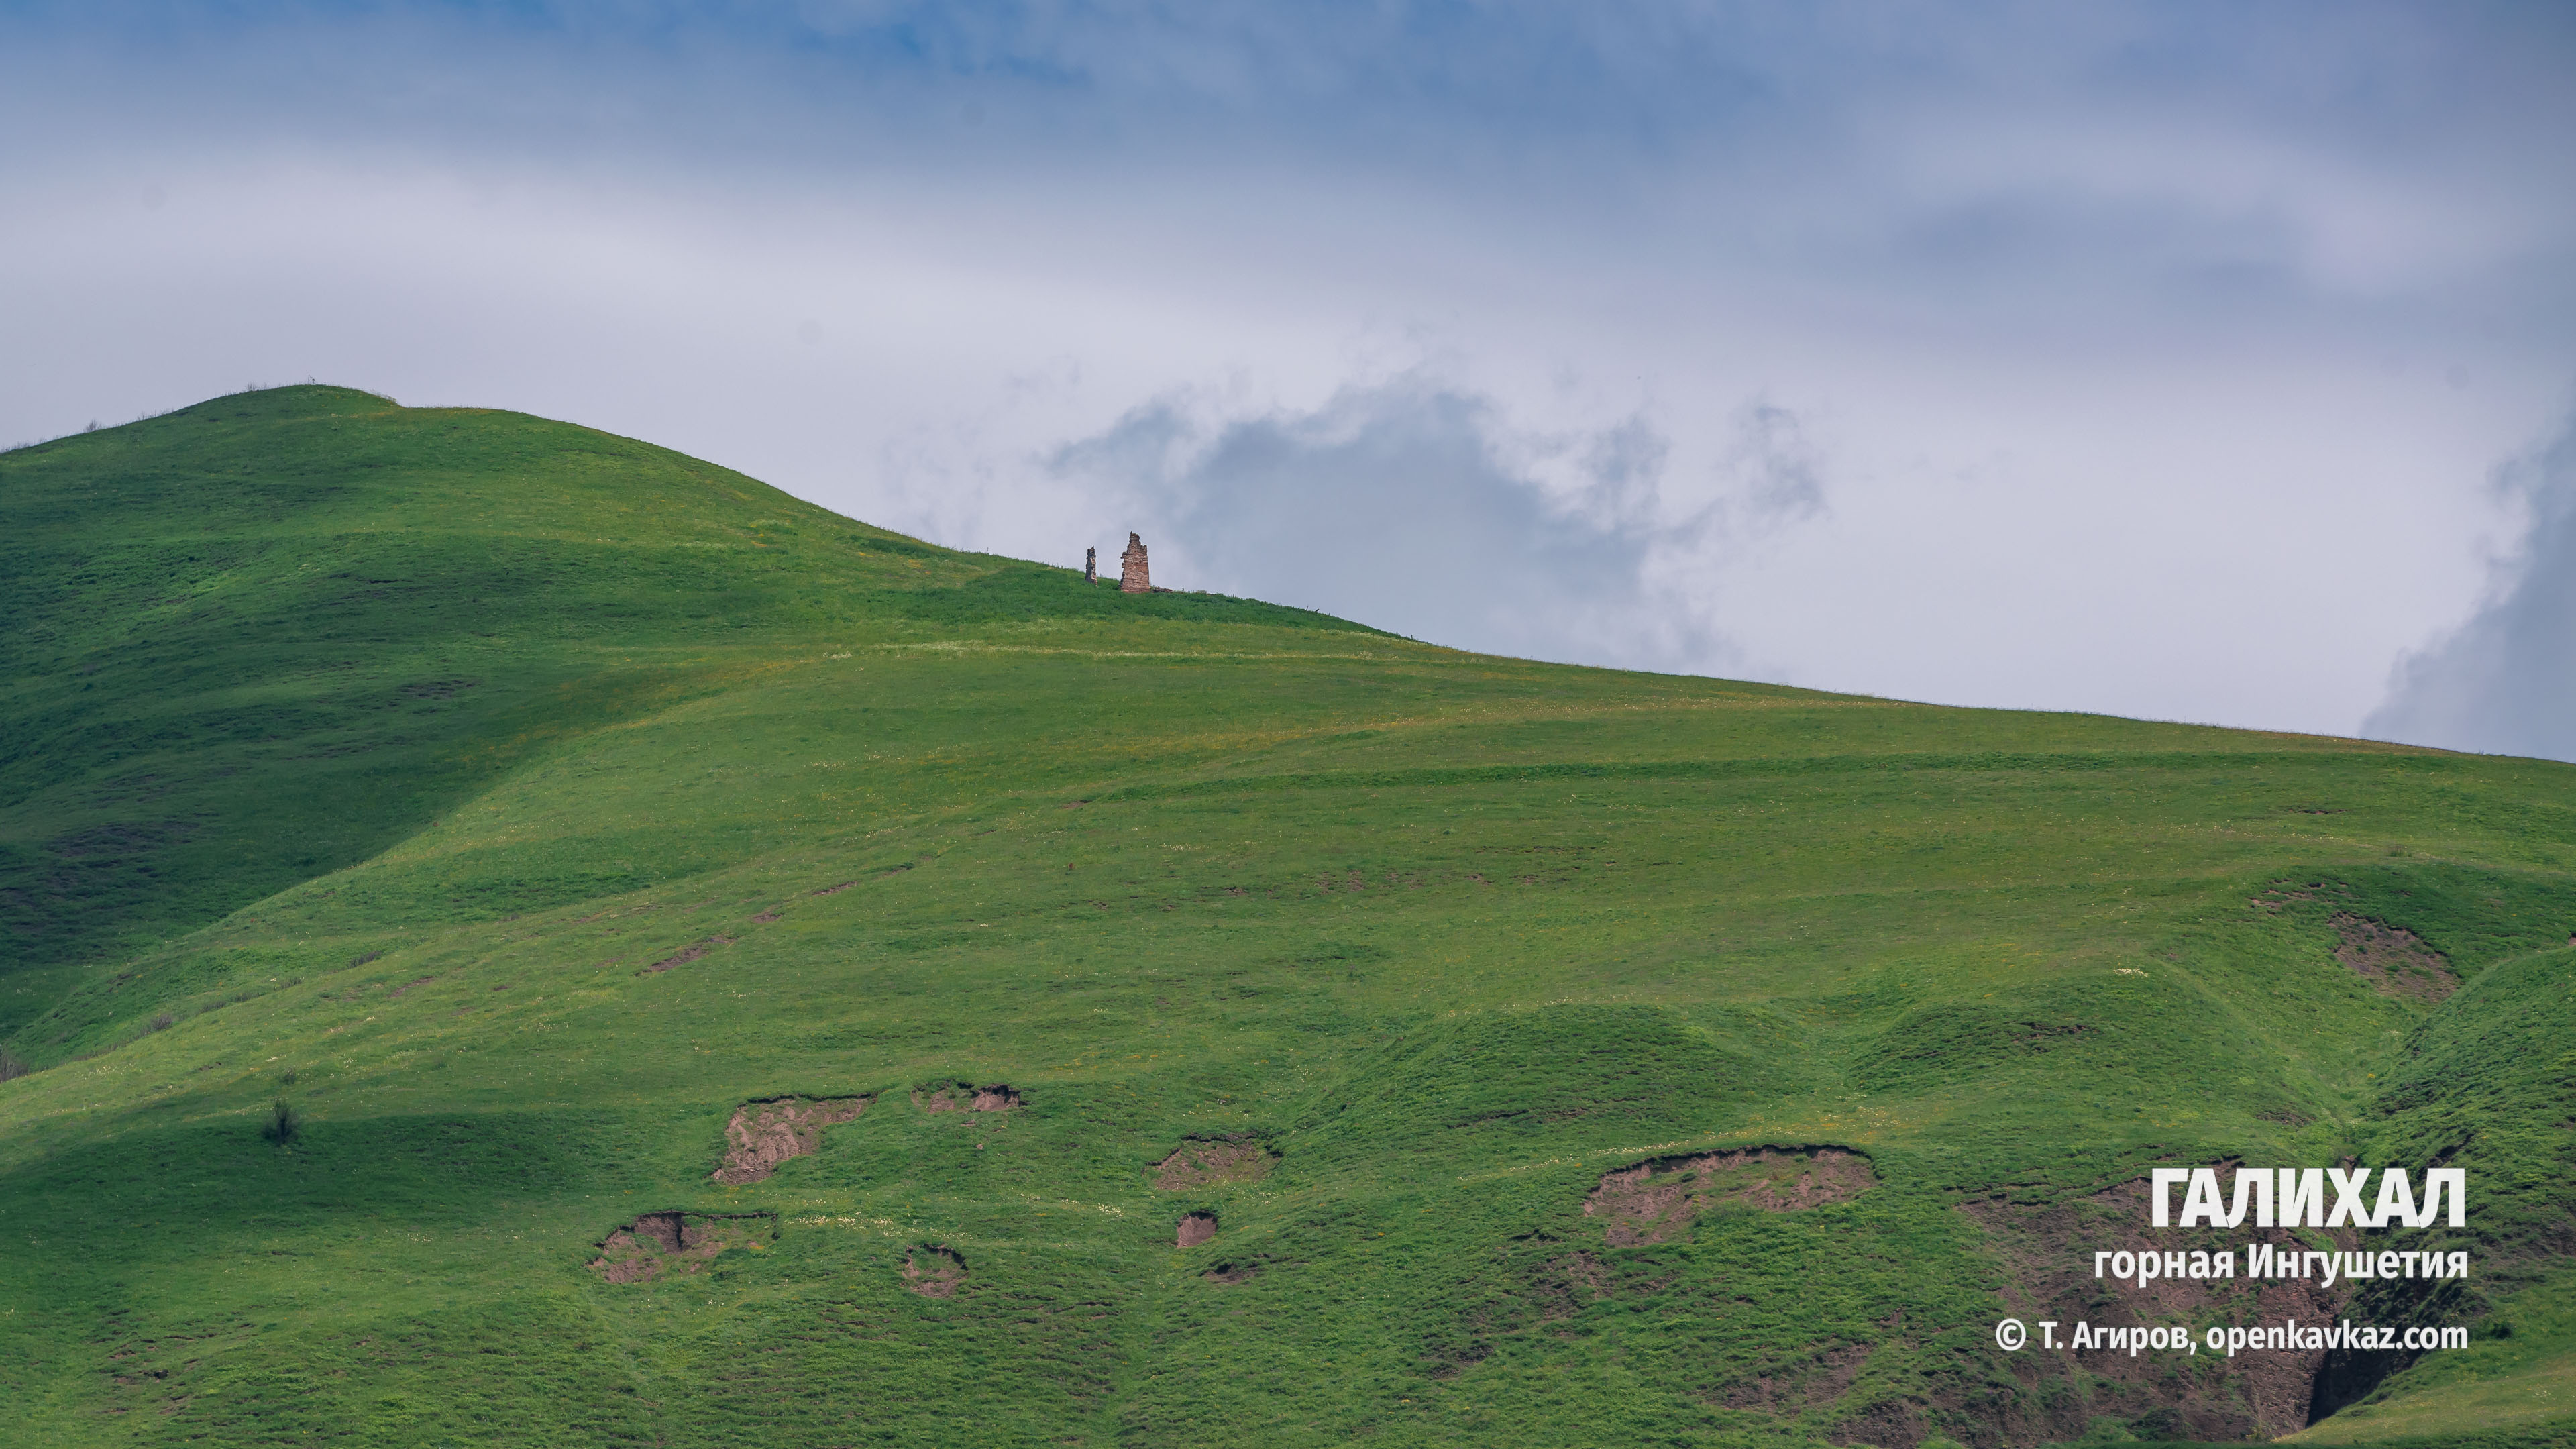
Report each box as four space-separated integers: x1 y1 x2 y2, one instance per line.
262 1099 301 1144
0 1050 28 1082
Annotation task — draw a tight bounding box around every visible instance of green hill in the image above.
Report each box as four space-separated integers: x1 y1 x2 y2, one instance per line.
1 386 2569 1448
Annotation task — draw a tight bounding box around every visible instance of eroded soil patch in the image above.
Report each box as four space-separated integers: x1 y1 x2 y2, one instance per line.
904 1246 965 1298
589 1211 775 1284
1203 1260 1260 1285
710 1096 869 1184
2329 913 2459 1004
1959 1173 2349 1444
1175 1212 1218 1248
1148 1138 1274 1190
915 1082 1019 1112
1585 1146 1874 1246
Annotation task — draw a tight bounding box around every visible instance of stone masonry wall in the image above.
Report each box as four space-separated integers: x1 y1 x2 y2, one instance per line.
1119 533 1151 593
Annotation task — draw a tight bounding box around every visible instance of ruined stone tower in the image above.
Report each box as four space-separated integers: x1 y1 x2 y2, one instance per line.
1118 533 1150 594
1084 546 1097 584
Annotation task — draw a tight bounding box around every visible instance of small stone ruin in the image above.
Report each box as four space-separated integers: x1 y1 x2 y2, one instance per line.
1119 533 1150 593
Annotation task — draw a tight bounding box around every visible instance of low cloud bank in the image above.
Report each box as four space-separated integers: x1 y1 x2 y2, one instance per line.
2366 413 2576 763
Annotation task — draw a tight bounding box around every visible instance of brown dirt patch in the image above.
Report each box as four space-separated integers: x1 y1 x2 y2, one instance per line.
812 881 857 896
1203 1261 1260 1285
1148 1139 1274 1190
1958 1172 2351 1444
1175 1212 1218 1248
645 936 733 973
914 1082 1018 1113
709 1096 869 1185
904 1245 965 1298
2330 913 2459 1004
750 910 780 922
588 1211 774 1284
592 1229 663 1283
1585 1146 1874 1246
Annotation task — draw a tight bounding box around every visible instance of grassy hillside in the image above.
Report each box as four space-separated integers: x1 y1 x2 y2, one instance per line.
0 386 1352 1028
1 387 2569 1448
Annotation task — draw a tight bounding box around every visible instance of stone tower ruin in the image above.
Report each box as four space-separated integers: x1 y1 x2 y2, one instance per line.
1119 533 1150 594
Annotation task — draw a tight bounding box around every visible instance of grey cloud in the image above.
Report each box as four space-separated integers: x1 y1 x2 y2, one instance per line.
1574 416 1669 531
0 3 2566 739
2365 413 2576 763
1721 402 1827 531
1047 380 1728 673
5 4 2565 347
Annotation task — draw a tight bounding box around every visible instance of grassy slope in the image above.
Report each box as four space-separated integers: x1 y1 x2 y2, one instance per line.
0 388 2570 1448
0 386 1348 1027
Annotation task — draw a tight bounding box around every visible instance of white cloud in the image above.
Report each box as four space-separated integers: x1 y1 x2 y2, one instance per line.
2 3 2571 737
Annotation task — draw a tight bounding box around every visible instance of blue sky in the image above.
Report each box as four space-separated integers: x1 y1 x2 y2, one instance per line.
7 2 2574 753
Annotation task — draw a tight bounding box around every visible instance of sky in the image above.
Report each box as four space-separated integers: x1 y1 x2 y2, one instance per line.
5 2 2573 756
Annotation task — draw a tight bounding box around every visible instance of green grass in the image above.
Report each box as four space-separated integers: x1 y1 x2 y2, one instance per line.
1 386 2571 1446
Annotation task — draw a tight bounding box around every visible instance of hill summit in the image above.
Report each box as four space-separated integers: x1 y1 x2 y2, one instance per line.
1 387 2570 1448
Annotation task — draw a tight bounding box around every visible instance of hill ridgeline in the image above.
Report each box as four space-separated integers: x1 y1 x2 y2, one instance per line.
1 386 2569 1448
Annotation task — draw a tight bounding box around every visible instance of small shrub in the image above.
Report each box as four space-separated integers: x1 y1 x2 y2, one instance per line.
148 1013 175 1033
276 1069 298 1086
0 1050 28 1083
262 1099 301 1144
